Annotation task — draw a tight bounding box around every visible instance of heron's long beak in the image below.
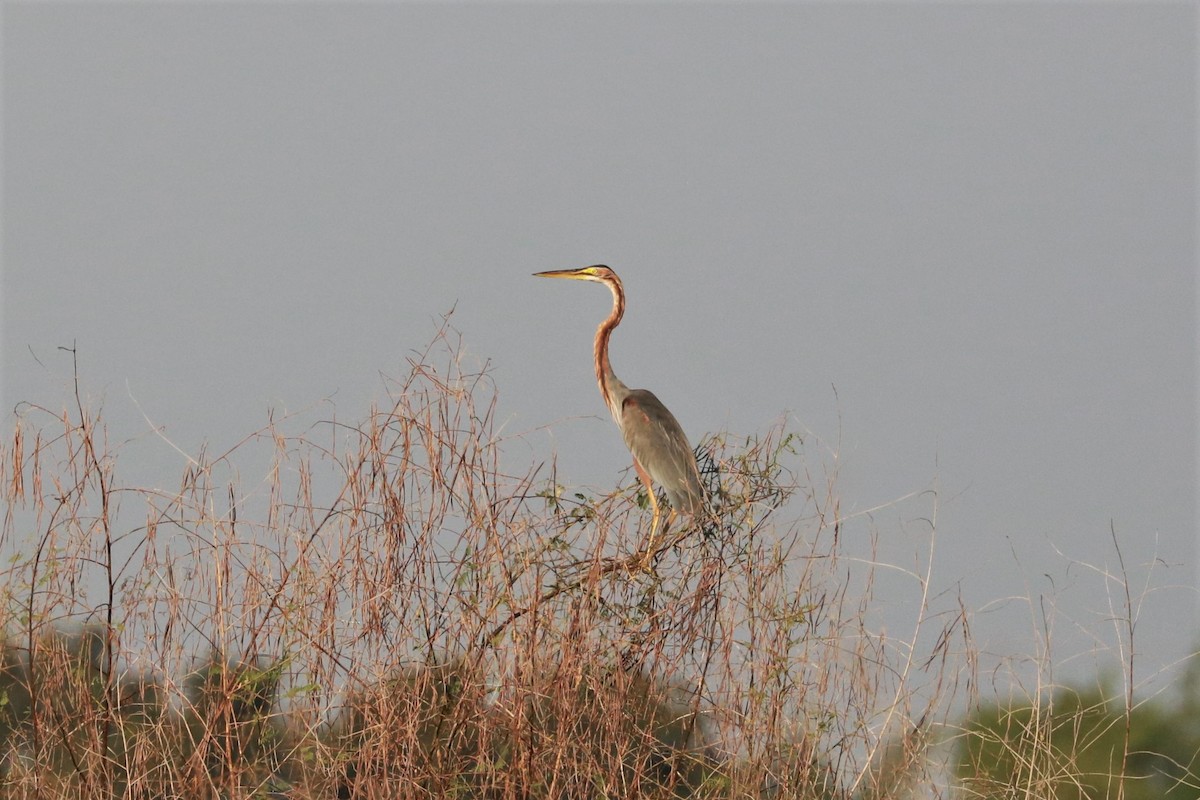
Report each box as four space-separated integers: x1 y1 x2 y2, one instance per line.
533 267 594 280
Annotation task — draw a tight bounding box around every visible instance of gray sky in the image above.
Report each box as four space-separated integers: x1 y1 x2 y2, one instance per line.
3 3 1195 692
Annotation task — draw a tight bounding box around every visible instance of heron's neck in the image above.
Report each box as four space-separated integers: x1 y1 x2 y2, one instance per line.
595 279 628 423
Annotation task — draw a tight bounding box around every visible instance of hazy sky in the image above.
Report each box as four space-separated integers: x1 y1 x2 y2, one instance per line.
3 3 1195 691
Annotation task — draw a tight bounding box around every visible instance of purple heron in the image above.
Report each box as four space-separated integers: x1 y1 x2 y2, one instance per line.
534 265 705 552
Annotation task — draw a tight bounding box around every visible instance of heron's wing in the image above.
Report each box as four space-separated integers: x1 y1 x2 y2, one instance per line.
619 389 705 515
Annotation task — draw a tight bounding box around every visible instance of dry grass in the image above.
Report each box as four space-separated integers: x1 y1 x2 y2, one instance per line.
0 319 1116 799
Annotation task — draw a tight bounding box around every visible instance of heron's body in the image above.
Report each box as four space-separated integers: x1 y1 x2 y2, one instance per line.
534 265 704 549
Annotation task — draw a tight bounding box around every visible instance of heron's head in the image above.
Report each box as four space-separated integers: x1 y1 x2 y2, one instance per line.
532 265 619 284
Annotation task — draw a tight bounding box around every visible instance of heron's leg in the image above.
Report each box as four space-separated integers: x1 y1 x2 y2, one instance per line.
631 459 660 556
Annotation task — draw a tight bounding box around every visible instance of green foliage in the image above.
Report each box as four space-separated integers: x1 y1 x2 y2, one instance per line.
956 657 1200 800
0 626 296 798
328 659 485 796
509 665 713 798
179 651 288 789
290 658 733 799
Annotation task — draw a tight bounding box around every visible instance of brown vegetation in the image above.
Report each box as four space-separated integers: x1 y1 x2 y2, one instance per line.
6 322 1182 799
